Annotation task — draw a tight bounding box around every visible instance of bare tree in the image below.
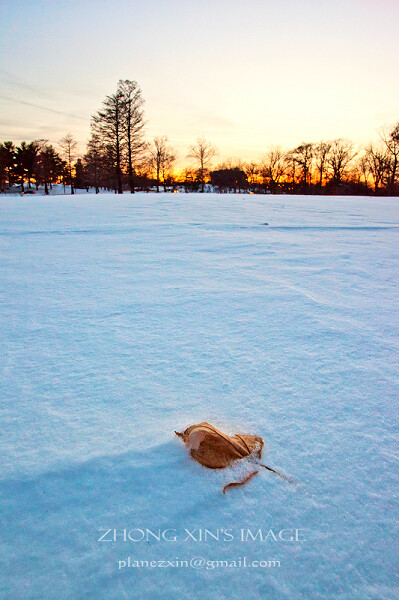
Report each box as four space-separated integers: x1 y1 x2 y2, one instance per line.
357 154 371 190
59 133 77 194
244 162 259 190
222 157 246 171
364 143 389 192
284 150 297 189
291 143 314 188
182 168 196 192
187 137 217 192
148 136 176 192
160 150 176 192
379 122 399 191
327 139 356 185
313 141 332 187
261 146 286 190
117 79 146 194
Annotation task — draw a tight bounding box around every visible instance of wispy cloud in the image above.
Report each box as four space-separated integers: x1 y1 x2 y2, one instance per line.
0 95 88 121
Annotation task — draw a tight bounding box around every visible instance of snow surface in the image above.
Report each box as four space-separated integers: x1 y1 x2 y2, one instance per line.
0 193 398 600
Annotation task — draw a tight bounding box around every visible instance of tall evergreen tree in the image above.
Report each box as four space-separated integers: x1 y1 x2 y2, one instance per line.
117 79 146 194
35 142 64 195
74 158 86 189
91 89 125 194
15 141 39 191
90 80 145 194
84 133 104 193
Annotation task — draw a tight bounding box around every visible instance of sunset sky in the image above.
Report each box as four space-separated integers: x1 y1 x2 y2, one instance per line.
0 0 398 166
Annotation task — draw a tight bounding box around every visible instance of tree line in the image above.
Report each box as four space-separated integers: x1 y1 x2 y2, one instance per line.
1 79 398 195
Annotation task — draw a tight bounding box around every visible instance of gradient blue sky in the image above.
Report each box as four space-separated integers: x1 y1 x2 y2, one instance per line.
0 0 398 165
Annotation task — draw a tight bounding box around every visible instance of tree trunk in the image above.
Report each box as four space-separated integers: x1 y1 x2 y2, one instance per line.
127 141 134 193
128 145 135 193
116 145 123 194
127 107 135 194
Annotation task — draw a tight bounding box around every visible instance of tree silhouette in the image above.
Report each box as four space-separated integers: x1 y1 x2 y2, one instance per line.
314 142 332 188
187 137 217 192
261 146 286 191
74 158 86 190
84 133 104 193
379 122 399 192
117 79 146 193
291 143 313 190
59 133 77 194
327 139 356 186
210 166 247 193
365 143 389 192
35 141 64 195
245 162 259 191
148 136 176 192
91 88 125 194
91 81 146 194
0 142 16 191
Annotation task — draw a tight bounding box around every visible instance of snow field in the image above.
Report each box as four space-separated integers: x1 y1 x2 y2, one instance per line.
0 193 398 599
